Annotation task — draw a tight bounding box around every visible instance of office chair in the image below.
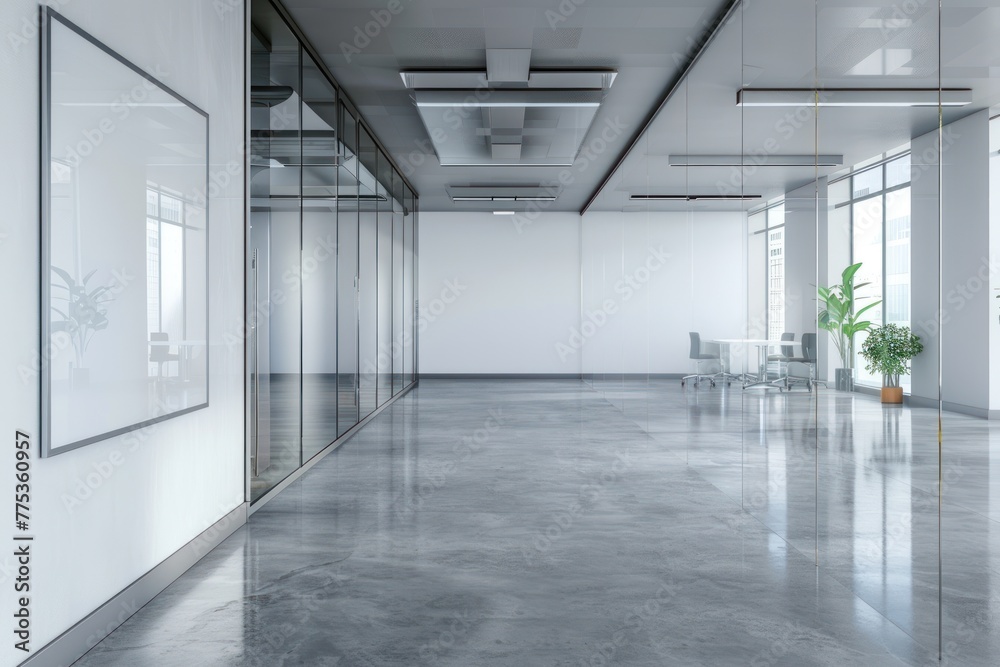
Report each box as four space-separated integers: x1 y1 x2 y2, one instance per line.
784 332 822 390
681 332 720 388
766 332 795 383
150 332 181 378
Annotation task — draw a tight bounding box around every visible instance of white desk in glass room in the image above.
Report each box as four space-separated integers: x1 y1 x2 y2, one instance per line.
707 339 802 389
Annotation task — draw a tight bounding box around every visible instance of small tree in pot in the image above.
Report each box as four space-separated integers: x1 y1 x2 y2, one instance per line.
859 323 923 404
818 262 881 391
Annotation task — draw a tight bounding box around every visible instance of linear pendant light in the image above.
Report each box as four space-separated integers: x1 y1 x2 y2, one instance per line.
415 89 603 108
736 88 972 108
668 154 843 167
629 194 761 201
452 196 558 202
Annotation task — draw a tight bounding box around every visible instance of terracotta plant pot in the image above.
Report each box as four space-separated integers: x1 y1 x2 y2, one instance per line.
881 386 903 404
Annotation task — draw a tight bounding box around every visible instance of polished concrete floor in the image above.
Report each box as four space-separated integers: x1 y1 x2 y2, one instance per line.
75 380 1000 666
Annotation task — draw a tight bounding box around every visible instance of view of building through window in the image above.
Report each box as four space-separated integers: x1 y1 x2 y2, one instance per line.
835 153 912 389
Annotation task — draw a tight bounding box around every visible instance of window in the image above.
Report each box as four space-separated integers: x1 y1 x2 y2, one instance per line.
836 153 912 389
768 226 785 341
749 203 787 341
146 186 189 377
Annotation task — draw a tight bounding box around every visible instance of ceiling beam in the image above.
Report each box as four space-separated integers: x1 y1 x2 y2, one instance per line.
580 0 743 215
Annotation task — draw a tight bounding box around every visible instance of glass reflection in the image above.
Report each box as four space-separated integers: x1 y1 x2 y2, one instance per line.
249 0 418 502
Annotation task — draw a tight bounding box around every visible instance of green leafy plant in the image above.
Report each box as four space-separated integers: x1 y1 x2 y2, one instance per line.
859 323 923 388
50 267 116 368
818 262 881 369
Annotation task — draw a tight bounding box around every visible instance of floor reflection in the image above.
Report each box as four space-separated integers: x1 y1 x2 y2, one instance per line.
77 380 1000 666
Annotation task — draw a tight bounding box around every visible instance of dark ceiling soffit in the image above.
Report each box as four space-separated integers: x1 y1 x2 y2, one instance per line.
265 0 420 199
580 0 743 215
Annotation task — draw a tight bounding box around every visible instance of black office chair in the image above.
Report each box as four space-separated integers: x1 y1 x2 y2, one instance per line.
784 332 822 390
150 332 181 378
681 332 719 388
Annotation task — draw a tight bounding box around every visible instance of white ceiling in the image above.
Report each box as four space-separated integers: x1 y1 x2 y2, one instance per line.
280 0 1000 213
279 0 731 212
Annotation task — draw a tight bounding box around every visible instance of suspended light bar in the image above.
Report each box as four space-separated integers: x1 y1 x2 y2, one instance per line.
452 196 558 202
736 88 972 108
669 154 844 167
629 194 762 201
415 89 603 108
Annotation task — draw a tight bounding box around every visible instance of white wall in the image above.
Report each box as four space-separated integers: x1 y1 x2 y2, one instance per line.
0 2 245 664
418 212 582 374
582 211 745 374
417 210 744 376
783 181 823 339
911 111 992 414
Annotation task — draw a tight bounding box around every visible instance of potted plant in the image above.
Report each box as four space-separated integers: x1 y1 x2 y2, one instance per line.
859 323 923 403
818 262 880 391
50 267 116 388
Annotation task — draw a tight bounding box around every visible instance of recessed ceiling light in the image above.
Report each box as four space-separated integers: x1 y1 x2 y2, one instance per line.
493 211 516 215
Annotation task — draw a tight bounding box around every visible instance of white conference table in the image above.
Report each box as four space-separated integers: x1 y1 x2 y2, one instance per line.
707 338 802 389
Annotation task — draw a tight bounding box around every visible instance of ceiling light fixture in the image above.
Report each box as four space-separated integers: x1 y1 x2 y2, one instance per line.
493 211 516 215
737 88 972 108
452 196 558 202
669 154 844 167
415 90 603 109
629 194 762 201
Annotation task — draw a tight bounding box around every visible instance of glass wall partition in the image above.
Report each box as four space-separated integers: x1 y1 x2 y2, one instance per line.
249 0 418 503
301 51 339 461
337 103 360 436
403 185 416 388
358 127 379 421
580 0 966 660
249 5 302 502
377 152 394 406
392 170 404 395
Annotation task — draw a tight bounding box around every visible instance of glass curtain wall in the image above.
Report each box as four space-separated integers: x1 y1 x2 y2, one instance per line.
249 0 418 503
